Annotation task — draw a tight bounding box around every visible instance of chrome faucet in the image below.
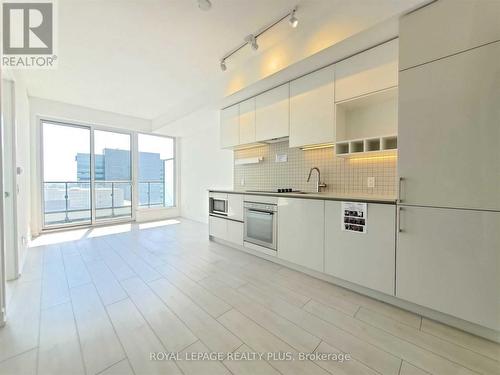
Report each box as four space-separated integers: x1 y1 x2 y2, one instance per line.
307 167 327 193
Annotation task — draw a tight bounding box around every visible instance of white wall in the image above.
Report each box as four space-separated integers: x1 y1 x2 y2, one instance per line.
29 97 153 235
155 106 233 223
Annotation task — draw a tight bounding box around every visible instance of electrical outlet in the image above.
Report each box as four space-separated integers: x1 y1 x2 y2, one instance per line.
240 177 245 186
367 177 375 188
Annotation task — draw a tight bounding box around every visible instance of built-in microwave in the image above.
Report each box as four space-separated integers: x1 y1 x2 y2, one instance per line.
209 197 228 217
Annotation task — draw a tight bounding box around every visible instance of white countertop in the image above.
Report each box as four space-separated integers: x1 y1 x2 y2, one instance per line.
208 189 397 204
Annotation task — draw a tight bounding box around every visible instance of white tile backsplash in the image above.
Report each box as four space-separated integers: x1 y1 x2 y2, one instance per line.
234 140 397 196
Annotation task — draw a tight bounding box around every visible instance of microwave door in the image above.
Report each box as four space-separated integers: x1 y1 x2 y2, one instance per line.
245 209 275 249
211 199 227 215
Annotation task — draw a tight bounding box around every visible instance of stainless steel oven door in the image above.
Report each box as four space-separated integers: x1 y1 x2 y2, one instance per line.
244 207 277 250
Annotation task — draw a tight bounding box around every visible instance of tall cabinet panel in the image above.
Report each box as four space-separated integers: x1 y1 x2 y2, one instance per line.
399 0 500 70
398 41 500 211
220 104 239 149
289 65 335 148
396 206 500 331
255 84 289 141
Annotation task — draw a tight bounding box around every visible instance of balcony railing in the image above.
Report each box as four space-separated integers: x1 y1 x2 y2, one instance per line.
43 180 132 226
138 180 166 208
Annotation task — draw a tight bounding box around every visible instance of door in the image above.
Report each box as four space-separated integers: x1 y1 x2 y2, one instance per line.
42 121 92 228
396 205 500 330
398 42 500 210
244 208 276 250
325 201 395 295
93 130 132 222
277 198 324 272
1 79 18 280
220 104 239 148
255 84 289 141
289 65 335 147
0 79 7 325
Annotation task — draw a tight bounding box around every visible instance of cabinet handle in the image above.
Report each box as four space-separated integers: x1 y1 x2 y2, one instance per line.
398 206 404 233
398 177 404 203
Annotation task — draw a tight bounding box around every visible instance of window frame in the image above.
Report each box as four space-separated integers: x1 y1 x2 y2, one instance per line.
136 131 177 210
38 116 177 231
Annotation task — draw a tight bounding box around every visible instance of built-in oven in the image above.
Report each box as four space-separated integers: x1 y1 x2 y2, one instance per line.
244 201 278 251
209 196 228 217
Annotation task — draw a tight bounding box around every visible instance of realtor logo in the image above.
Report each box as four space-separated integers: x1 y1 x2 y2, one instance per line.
2 1 57 68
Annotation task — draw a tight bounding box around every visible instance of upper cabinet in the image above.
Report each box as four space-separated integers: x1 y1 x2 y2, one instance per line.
255 84 289 141
289 65 335 148
399 0 500 70
335 39 398 103
219 40 398 150
239 97 256 145
220 104 239 149
334 40 399 157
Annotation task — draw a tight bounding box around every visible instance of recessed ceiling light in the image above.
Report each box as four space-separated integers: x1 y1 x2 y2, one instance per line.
289 9 298 28
198 0 211 11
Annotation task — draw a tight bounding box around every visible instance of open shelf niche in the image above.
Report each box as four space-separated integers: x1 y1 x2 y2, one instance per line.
335 87 398 157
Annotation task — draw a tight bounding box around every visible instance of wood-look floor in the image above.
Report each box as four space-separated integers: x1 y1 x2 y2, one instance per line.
0 218 499 375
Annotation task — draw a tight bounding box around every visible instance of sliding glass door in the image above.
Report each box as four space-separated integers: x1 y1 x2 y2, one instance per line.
42 122 133 229
93 130 132 221
42 122 92 227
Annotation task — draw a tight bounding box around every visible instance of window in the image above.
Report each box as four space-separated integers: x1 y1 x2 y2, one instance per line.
42 122 92 227
137 134 175 208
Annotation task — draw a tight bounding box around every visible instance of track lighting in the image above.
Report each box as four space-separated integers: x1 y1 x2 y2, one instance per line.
289 8 298 28
220 59 227 71
245 34 259 51
197 0 211 11
219 5 298 72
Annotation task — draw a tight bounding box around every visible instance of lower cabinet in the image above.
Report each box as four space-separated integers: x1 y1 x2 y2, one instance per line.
209 216 243 246
324 201 396 295
277 198 325 272
396 205 500 331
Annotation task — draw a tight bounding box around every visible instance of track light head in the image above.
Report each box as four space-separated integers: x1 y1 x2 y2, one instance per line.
220 59 227 71
245 34 259 51
289 9 298 28
198 0 211 11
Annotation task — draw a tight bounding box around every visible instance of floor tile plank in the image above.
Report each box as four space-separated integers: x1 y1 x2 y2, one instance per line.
120 277 198 352
70 283 126 374
106 298 181 375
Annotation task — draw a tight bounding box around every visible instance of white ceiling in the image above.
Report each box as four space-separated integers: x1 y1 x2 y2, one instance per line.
20 0 426 122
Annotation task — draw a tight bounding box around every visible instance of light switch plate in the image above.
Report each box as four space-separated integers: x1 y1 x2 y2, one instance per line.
367 177 375 188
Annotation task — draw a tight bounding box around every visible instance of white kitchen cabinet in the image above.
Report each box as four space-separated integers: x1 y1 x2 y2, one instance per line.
209 216 227 240
398 42 500 211
255 84 289 141
289 65 335 148
226 220 243 246
227 193 244 222
335 39 398 102
399 0 500 70
277 198 324 272
209 215 243 246
239 98 256 145
396 205 500 331
324 201 396 295
220 104 239 148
